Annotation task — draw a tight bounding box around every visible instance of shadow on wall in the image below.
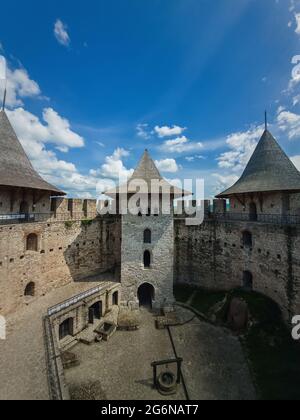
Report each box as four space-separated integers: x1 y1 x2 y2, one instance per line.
63 216 121 283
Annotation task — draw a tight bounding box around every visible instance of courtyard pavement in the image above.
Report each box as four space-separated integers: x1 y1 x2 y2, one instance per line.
0 276 115 400
65 307 256 400
0 284 256 400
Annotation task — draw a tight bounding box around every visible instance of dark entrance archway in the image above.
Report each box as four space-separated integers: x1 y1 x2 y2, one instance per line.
242 271 253 291
249 202 257 222
137 283 155 308
59 318 74 340
112 291 119 306
88 301 102 324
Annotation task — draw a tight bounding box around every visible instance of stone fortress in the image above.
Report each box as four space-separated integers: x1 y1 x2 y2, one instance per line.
0 108 300 398
1 108 300 317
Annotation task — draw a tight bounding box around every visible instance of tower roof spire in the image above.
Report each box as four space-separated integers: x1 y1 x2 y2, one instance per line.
103 149 192 197
216 128 300 198
265 110 268 131
0 111 65 194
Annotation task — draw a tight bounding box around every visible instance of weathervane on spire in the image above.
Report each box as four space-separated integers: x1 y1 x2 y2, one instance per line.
0 55 7 111
265 110 268 131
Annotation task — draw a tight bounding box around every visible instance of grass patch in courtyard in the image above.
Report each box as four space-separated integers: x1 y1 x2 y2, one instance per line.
174 284 300 400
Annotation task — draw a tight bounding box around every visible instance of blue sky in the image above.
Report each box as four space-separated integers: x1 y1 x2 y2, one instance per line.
1 0 300 198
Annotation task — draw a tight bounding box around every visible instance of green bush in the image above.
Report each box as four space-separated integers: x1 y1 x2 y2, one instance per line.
81 219 93 228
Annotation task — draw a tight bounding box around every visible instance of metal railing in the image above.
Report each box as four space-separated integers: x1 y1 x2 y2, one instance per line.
211 212 300 225
0 212 98 226
47 283 114 316
43 316 64 400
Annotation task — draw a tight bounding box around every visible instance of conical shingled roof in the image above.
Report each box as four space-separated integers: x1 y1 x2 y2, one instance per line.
0 110 65 195
217 129 300 198
104 150 191 197
131 149 162 181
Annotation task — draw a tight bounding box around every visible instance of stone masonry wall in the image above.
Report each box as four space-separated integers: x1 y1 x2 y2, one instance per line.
0 216 121 315
121 213 174 309
175 218 300 319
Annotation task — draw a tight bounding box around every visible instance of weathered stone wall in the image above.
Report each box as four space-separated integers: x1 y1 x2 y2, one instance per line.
0 216 121 315
121 213 174 309
175 218 300 318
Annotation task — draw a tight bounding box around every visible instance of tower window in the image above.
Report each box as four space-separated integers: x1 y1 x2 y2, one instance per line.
144 229 152 244
24 282 35 297
26 233 38 252
143 250 151 268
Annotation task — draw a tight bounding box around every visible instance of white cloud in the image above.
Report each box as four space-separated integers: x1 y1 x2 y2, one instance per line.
54 19 70 47
91 148 134 181
95 141 105 147
289 55 300 91
161 136 203 154
7 107 84 152
154 125 186 138
136 123 151 140
293 94 300 106
217 126 263 172
154 158 179 173
291 155 300 170
277 110 300 139
6 108 83 176
213 173 239 195
185 155 206 162
0 66 41 107
295 13 300 34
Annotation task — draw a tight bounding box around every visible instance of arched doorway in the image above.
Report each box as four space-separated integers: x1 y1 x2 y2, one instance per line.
112 291 119 306
59 318 74 340
88 301 102 324
143 250 151 268
249 202 257 222
137 283 155 308
242 271 253 291
24 282 35 297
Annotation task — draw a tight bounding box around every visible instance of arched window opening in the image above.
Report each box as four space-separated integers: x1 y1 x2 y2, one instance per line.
24 282 35 297
242 271 253 291
112 291 119 306
59 318 74 340
26 233 38 252
249 202 258 222
144 250 151 268
144 229 152 244
242 231 252 248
